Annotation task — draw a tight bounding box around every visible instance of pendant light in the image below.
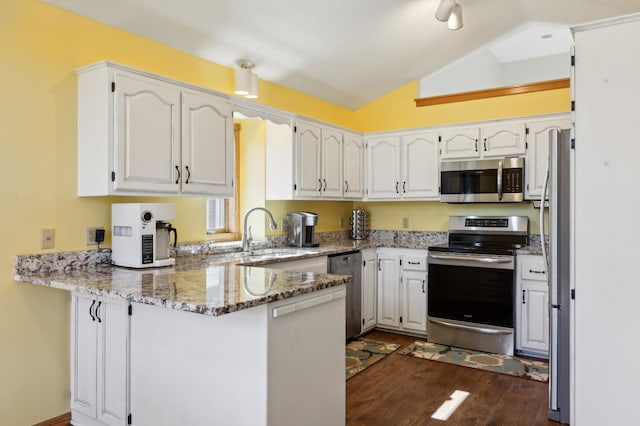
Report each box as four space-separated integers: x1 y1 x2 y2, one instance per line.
234 60 255 97
447 4 463 30
435 0 463 31
435 0 456 22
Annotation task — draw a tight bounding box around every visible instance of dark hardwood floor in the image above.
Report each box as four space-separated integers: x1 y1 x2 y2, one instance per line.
347 331 560 426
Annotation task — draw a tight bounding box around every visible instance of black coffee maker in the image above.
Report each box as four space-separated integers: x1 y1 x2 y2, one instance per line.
286 211 319 247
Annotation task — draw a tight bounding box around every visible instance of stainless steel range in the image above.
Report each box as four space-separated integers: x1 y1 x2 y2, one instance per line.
427 216 528 355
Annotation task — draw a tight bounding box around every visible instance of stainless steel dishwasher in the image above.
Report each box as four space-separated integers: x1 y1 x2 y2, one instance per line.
328 251 362 340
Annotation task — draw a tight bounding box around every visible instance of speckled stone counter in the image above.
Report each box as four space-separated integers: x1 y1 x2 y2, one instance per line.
14 249 353 316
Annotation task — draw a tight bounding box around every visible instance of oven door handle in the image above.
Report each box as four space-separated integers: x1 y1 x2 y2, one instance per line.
428 318 513 335
428 254 512 264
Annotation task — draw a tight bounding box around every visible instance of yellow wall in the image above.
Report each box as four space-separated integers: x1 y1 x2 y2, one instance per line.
1 0 568 423
0 1 353 423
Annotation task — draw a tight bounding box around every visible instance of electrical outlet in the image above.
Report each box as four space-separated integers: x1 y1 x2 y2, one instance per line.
41 228 55 249
402 217 409 229
86 226 105 245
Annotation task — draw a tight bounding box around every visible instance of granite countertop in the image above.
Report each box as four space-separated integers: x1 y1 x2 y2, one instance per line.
14 245 361 317
14 231 543 317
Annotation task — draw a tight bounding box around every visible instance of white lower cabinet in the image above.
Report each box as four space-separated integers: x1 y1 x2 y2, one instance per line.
516 255 549 357
376 248 428 334
71 293 130 426
361 248 378 333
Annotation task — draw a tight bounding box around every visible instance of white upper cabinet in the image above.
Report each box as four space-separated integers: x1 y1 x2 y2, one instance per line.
366 131 439 200
401 131 440 199
366 135 402 199
266 118 363 201
181 90 234 196
113 72 181 194
294 120 323 197
480 122 527 158
320 127 343 198
294 119 349 199
440 121 526 160
440 126 480 160
342 133 365 199
77 61 234 197
525 115 572 199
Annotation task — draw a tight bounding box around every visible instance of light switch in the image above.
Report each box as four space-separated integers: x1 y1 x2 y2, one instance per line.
41 228 55 249
402 217 409 229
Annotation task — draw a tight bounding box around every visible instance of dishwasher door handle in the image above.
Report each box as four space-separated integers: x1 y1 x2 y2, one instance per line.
272 288 346 318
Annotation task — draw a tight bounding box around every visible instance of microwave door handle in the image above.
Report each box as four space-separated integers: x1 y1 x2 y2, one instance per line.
497 160 503 201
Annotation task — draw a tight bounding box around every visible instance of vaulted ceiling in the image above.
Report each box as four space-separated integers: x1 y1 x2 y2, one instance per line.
44 0 640 109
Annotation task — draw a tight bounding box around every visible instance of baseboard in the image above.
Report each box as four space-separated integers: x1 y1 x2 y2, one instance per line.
33 411 71 426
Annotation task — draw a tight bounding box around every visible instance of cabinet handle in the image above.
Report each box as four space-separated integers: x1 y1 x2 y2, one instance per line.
378 259 381 271
175 165 181 184
484 138 488 151
185 165 191 184
323 178 327 191
345 180 349 193
96 301 102 323
475 139 478 152
408 261 421 265
402 181 406 193
395 182 399 194
89 300 96 321
522 289 526 304
318 179 322 192
422 280 426 293
529 269 546 274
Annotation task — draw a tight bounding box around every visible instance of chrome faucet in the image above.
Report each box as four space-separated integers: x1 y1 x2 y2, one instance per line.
242 207 278 252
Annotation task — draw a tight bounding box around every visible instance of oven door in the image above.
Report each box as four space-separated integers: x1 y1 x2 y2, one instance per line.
440 158 524 203
427 251 515 354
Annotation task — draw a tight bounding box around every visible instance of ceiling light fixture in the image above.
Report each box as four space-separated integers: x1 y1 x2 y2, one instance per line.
435 0 456 22
447 4 463 30
234 60 258 98
435 0 463 31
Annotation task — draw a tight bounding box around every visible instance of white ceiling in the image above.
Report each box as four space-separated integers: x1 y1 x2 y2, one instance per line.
43 0 640 109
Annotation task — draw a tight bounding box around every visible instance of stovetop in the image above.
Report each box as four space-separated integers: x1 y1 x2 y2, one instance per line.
428 242 518 256
428 215 529 256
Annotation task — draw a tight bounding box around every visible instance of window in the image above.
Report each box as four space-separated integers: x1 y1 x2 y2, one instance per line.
205 123 241 241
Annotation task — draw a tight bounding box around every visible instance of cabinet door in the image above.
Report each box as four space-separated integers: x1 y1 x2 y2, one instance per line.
366 136 402 199
440 127 480 160
525 117 572 199
401 270 427 332
321 128 343 198
71 294 98 419
521 281 549 353
480 122 526 158
96 297 130 426
113 72 181 193
401 131 440 199
343 133 364 199
361 250 377 332
181 91 234 196
295 121 322 197
377 254 400 327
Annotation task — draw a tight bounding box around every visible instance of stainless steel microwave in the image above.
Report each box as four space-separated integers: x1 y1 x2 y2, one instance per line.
440 158 524 203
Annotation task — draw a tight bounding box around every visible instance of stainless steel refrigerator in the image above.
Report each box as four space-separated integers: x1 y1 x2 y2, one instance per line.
540 128 571 424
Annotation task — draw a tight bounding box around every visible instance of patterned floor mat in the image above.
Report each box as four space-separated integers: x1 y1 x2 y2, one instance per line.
346 338 401 380
397 340 548 382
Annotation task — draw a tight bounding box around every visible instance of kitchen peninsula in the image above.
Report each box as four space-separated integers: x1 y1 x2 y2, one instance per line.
14 249 351 426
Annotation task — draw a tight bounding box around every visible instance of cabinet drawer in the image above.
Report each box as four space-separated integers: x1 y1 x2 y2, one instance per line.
520 257 547 281
401 256 427 271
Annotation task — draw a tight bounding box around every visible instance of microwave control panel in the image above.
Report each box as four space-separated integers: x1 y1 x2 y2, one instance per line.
503 169 523 193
